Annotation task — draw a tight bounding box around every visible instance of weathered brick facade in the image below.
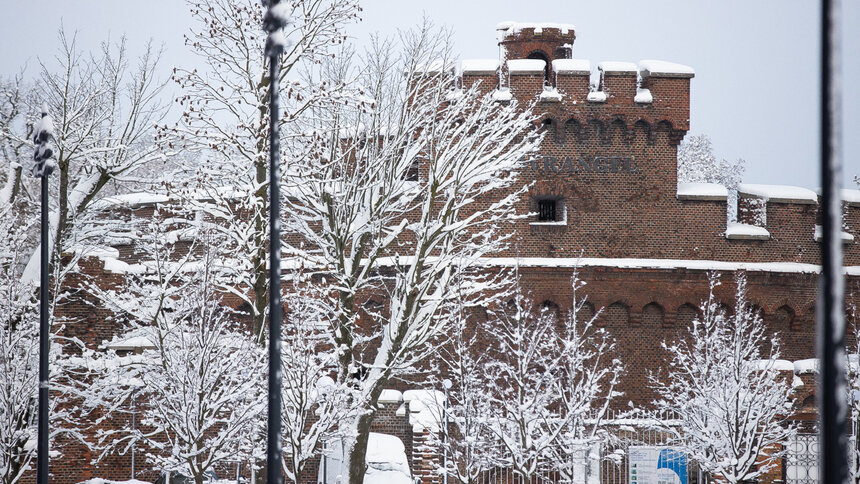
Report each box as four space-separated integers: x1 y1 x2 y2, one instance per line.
37 22 858 484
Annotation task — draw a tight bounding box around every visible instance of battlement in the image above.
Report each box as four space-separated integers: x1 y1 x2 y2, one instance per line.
455 56 694 136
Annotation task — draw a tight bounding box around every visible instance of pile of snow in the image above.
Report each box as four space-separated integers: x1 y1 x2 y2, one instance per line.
539 87 563 102
639 60 695 78
586 91 607 103
634 87 653 104
725 223 770 241
813 225 855 243
676 182 729 201
598 61 637 74
738 184 818 204
552 59 590 75
318 433 412 484
403 389 446 432
507 59 546 74
461 58 499 75
105 335 157 352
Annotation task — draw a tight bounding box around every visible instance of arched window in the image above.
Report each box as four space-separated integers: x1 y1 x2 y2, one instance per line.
526 51 551 85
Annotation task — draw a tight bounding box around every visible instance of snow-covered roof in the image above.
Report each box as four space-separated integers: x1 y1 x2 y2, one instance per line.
676 182 729 201
507 59 546 74
638 60 695 78
461 58 499 75
552 58 590 75
598 61 638 74
496 21 575 35
725 223 771 241
738 184 818 204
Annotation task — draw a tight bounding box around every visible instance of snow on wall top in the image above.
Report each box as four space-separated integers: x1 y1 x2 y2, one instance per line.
461 58 499 75
90 193 171 210
738 184 818 204
496 21 576 35
378 389 403 404
507 59 546 74
725 223 770 241
552 58 590 75
598 61 638 74
842 189 860 206
639 59 695 78
676 182 729 201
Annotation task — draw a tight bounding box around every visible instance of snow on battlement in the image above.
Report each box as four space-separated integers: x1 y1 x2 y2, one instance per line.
738 184 818 204
639 59 695 79
507 58 546 75
496 21 576 37
676 182 729 201
598 61 638 75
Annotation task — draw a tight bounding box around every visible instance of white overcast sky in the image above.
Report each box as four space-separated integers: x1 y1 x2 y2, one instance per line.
1 0 857 189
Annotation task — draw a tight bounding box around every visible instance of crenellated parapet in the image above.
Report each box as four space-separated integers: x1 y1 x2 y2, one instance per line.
450 23 696 145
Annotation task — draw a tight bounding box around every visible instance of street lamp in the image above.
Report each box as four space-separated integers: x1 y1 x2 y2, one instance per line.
442 379 452 484
32 104 56 484
262 2 291 483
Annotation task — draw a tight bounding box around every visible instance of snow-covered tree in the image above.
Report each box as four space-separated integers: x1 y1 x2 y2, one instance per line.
159 0 360 342
279 279 355 483
283 22 541 483
552 271 622 483
434 277 497 484
677 135 745 223
85 216 266 484
651 273 796 484
476 269 622 484
0 30 170 287
0 192 88 484
480 280 567 484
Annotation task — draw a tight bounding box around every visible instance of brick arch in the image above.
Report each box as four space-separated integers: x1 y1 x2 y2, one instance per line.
633 119 653 145
676 303 699 328
608 117 629 144
601 301 630 326
642 302 666 327
586 119 606 143
576 301 596 324
562 117 584 144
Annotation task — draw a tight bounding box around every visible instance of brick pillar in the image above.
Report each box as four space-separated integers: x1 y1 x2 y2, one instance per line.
412 429 442 484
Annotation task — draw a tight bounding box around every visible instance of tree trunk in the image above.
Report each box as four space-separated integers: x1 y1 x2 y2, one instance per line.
347 412 375 484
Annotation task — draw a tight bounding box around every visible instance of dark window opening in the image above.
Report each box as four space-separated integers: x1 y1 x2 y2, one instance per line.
526 51 551 85
538 199 557 221
404 159 420 181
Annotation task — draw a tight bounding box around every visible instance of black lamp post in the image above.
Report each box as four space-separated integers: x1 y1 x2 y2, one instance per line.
818 0 847 482
262 2 290 483
32 104 56 484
